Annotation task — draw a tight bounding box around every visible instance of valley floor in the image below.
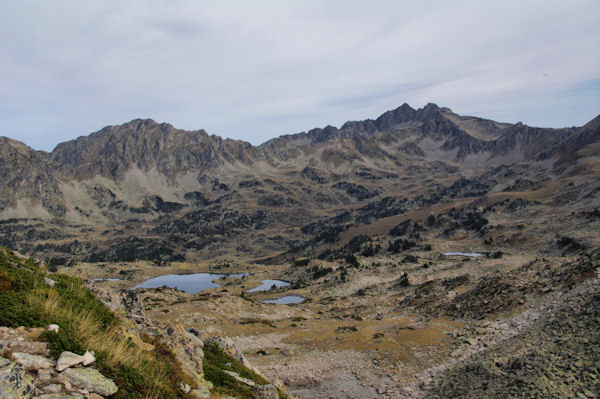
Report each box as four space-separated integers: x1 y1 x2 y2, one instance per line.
71 244 599 399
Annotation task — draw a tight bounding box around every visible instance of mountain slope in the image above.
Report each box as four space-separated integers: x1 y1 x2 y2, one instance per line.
0 137 66 218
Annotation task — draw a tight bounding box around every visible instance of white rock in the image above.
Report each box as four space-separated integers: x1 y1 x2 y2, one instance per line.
48 324 60 333
56 351 85 371
180 382 191 393
44 277 57 287
223 370 256 387
81 351 95 366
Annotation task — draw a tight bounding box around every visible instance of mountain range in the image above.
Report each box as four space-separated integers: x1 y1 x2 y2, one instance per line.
1 103 598 263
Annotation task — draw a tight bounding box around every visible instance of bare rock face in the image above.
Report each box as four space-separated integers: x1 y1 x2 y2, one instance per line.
159 324 205 384
86 285 148 328
0 137 66 217
120 290 148 326
50 119 263 181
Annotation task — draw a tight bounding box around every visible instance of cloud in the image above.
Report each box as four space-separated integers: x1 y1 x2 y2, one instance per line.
0 0 599 150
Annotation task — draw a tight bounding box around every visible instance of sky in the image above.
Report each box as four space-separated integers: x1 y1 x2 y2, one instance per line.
1 0 599 151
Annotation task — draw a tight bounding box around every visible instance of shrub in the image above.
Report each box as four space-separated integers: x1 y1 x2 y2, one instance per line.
345 255 360 268
402 255 419 264
312 267 333 279
294 258 310 267
395 272 410 287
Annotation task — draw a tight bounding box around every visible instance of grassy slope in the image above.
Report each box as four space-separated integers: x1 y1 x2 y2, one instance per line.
0 247 193 399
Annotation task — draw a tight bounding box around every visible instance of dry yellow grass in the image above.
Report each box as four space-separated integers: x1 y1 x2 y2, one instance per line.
28 288 148 368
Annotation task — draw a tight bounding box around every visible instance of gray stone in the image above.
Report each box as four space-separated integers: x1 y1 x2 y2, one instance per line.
11 352 53 371
60 368 117 396
37 368 52 381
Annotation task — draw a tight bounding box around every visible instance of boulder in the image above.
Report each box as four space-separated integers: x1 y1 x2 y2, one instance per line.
56 351 95 371
48 325 60 333
60 368 117 396
56 352 83 372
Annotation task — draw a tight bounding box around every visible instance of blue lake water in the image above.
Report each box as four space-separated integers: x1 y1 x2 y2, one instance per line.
131 272 247 294
261 295 305 304
247 279 290 293
443 252 483 257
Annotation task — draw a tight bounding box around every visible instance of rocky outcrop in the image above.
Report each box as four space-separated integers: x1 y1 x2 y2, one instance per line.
159 324 205 381
0 326 117 399
86 284 148 328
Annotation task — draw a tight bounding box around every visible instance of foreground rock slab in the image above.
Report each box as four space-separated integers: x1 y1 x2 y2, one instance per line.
0 358 37 398
60 368 118 396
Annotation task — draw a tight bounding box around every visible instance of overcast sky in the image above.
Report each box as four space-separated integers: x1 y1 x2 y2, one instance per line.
1 0 599 151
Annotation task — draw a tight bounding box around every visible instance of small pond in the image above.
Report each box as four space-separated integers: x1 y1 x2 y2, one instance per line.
247 279 290 293
261 295 305 305
131 272 247 294
443 252 483 257
89 278 122 282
